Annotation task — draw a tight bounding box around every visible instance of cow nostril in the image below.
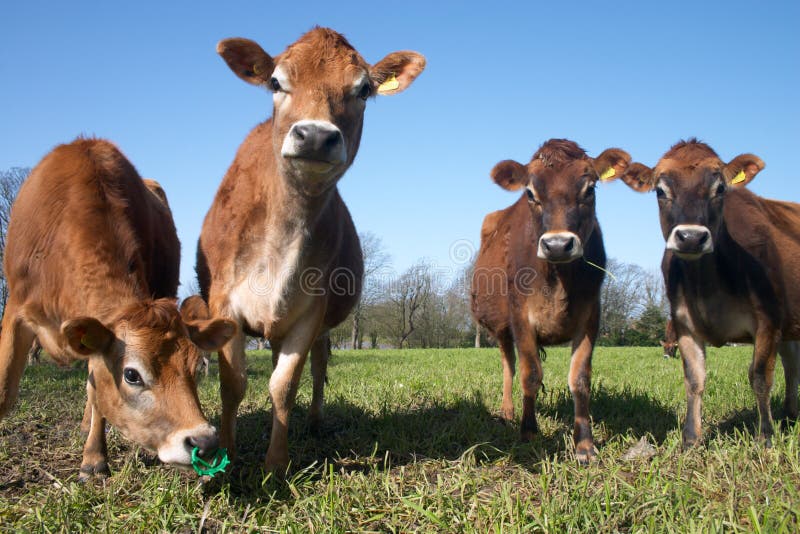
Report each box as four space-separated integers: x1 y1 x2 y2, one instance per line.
564 237 574 253
324 131 341 149
293 125 308 141
186 434 219 456
698 232 709 245
676 230 688 242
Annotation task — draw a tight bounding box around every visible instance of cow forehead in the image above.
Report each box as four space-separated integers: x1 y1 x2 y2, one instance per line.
122 331 200 372
277 29 370 85
529 159 593 192
656 156 723 182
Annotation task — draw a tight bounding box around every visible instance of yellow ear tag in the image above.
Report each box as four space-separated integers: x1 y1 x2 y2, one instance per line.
731 170 746 184
378 74 400 93
599 168 616 181
80 334 94 350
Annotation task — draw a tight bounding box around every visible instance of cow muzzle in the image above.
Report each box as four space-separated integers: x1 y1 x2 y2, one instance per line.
157 424 219 465
537 232 583 263
666 224 713 260
281 120 347 172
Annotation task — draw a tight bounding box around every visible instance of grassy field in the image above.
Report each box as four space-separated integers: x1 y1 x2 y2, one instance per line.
1 346 798 532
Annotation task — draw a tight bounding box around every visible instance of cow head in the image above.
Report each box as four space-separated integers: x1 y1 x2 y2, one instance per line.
614 139 764 260
491 139 630 263
217 27 426 196
61 298 236 465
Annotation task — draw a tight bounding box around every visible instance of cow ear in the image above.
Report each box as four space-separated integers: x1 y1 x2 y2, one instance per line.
142 178 169 208
62 318 115 358
217 38 275 86
370 51 426 95
617 162 657 192
724 154 764 188
592 148 631 183
490 160 528 191
186 318 237 351
180 295 211 322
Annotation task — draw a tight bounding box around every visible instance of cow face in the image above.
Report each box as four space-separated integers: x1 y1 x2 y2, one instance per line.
491 140 630 263
217 28 425 196
617 140 764 260
61 299 236 465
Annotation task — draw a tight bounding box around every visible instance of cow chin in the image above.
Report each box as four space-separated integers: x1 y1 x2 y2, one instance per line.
284 159 345 196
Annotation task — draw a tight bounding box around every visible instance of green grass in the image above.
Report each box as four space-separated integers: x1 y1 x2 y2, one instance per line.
1 346 799 532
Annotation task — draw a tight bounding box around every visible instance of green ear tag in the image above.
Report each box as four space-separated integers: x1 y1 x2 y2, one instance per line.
731 170 746 184
599 168 616 181
191 447 230 477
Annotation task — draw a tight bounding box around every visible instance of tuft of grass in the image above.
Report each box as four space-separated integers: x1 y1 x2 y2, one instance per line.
1 346 798 532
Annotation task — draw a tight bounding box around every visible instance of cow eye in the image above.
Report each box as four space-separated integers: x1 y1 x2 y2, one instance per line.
123 368 143 386
584 185 596 199
269 77 282 92
655 186 667 200
714 183 726 196
358 82 371 100
526 188 539 204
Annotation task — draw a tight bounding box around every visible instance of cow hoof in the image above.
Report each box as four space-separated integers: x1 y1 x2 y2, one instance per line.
78 461 110 482
520 429 537 443
575 446 597 465
308 415 323 437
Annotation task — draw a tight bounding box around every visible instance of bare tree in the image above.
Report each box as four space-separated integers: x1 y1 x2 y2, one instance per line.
350 231 391 349
0 167 29 320
374 261 433 348
598 258 648 345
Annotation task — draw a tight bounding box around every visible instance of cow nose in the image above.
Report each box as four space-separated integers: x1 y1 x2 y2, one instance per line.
185 433 219 458
675 228 710 249
286 121 344 162
541 235 576 255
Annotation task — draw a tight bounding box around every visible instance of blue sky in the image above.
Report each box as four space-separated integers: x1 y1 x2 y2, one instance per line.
2 1 798 290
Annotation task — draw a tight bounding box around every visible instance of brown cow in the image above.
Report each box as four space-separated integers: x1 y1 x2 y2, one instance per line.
0 138 236 478
196 27 425 472
660 319 679 359
614 139 800 447
471 139 631 462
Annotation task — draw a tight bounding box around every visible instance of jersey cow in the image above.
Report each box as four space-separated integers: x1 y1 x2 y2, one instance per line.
196 27 425 472
614 139 800 447
0 139 236 479
471 139 631 462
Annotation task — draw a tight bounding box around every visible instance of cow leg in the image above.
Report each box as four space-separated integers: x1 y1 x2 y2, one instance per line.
497 328 516 422
778 341 800 421
0 304 35 419
79 379 109 481
309 332 329 434
750 329 779 446
676 330 706 448
265 311 321 474
569 305 598 464
218 326 247 460
513 323 542 442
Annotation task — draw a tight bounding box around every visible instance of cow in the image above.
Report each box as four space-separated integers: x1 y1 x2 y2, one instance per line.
661 319 679 359
471 139 631 463
0 138 237 479
612 139 800 447
196 27 425 473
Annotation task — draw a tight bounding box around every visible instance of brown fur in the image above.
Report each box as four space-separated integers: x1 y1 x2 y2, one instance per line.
471 139 630 462
0 138 235 478
616 139 800 446
197 27 424 472
660 319 679 358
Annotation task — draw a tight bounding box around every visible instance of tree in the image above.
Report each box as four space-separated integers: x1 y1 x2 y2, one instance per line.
0 167 29 320
373 261 434 348
350 231 390 349
597 259 647 345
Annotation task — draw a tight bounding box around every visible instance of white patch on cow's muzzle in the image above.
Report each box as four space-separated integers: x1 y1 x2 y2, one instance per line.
157 423 217 465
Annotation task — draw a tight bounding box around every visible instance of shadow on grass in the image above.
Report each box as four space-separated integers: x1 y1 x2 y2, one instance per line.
210 384 678 502
709 396 794 441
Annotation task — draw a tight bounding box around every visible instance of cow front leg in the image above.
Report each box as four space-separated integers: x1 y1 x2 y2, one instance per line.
750 329 779 446
497 329 516 422
265 311 322 474
513 324 542 442
676 330 706 448
79 381 110 481
0 303 35 419
778 341 800 422
308 332 330 434
218 327 247 461
570 309 598 463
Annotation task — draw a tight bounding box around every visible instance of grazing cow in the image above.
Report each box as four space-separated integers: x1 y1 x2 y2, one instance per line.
196 27 425 472
0 138 236 478
471 139 631 462
661 319 679 359
613 139 800 446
